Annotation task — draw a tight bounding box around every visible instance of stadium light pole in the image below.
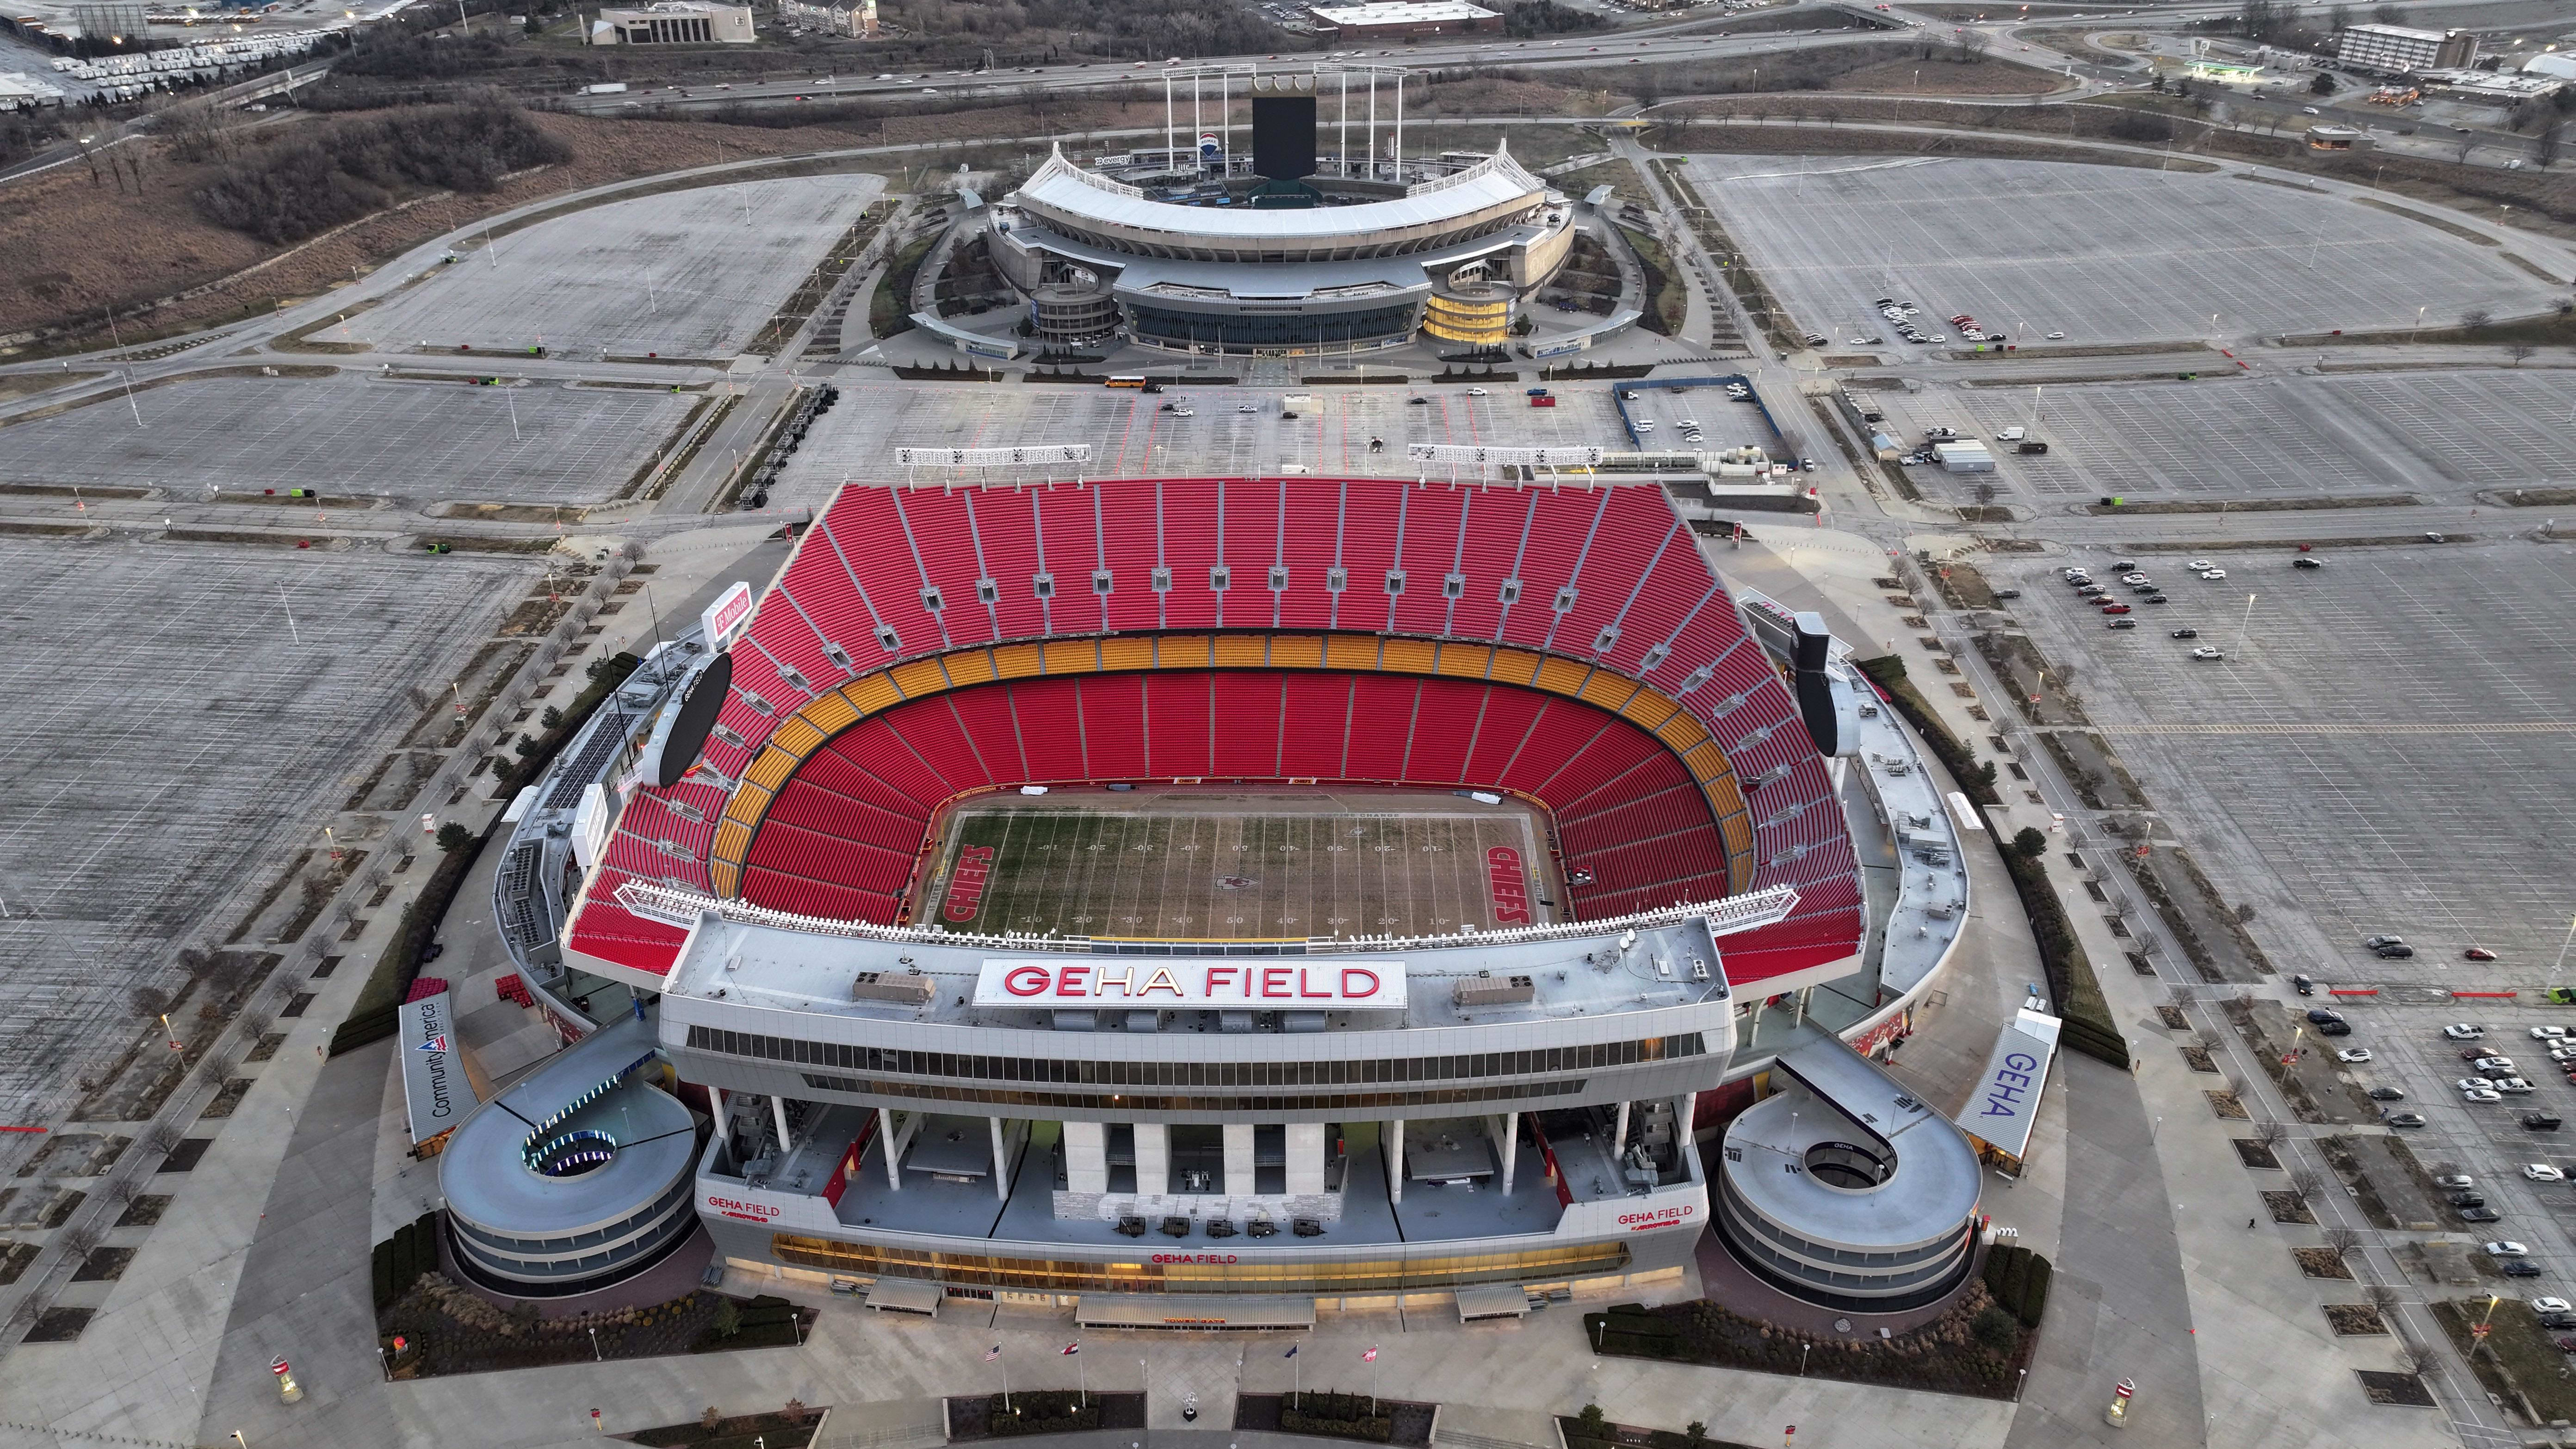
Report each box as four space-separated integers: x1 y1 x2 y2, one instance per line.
2234 592 2256 659
2553 914 2576 976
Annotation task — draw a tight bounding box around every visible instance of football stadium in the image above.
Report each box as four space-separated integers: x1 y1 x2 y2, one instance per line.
456 475 1985 1320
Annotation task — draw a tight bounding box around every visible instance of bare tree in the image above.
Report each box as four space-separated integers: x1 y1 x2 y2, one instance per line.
2291 1168 2323 1201
58 1224 100 1259
2366 1283 2399 1309
2400 1341 2444 1377
2322 1225 2362 1259
2458 308 2493 330
142 1123 182 1155
129 985 171 1019
2168 982 2194 1006
2506 343 2537 366
2256 1119 2290 1147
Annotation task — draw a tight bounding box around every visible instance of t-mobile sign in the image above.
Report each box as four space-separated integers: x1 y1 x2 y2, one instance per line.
973 958 1408 1009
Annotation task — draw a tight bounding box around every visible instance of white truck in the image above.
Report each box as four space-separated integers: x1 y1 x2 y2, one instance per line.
583 82 630 95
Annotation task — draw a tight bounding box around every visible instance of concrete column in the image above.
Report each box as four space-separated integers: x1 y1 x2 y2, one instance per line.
1491 1112 1518 1196
879 1107 902 1190
773 1094 794 1159
1133 1122 1170 1197
1792 986 1812 1030
1612 1100 1630 1161
1064 1120 1109 1194
1222 1123 1257 1197
1285 1122 1326 1195
1387 1119 1405 1204
990 1117 1011 1202
710 1089 730 1152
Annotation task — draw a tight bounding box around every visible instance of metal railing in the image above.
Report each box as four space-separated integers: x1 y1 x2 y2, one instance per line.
614 879 1798 954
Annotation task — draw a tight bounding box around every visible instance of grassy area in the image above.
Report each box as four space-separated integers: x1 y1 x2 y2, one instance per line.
1552 156 1648 202
869 229 940 339
2432 1299 2576 1424
1614 224 1682 337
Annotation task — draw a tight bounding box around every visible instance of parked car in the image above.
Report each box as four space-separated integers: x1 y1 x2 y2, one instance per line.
2365 935 2406 949
2191 647 2223 661
2293 557 2322 570
2525 1114 2564 1131
2377 943 2416 959
2466 1089 2506 1103
2200 568 2229 580
2318 1020 2351 1036
2384 1112 2426 1127
2463 1207 2504 1222
2468 947 2500 961
2534 1298 2575 1315
2498 1078 2537 1094
2108 618 2137 630
2101 603 2132 615
2474 1058 2518 1074
2534 1028 2569 1040
2307 1009 2345 1026
2486 1242 2531 1257
2505 1262 2548 1279
2434 1173 2476 1189
1994 589 2022 600
2525 1164 2566 1182
2293 974 2315 995
2172 628 2199 639
2367 1086 2406 1101
2461 1078 2499 1091
2447 1190 2486 1207
2446 1024 2489 1040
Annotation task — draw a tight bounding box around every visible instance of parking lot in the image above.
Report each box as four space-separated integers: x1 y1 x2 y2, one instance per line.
0 537 525 1130
769 380 1650 506
2002 536 2576 1279
0 375 694 505
1865 368 2576 504
354 175 885 359
1614 377 1790 456
1697 154 2558 344
2001 539 2576 971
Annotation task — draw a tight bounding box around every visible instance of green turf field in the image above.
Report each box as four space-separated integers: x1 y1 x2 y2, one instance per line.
920 804 1547 941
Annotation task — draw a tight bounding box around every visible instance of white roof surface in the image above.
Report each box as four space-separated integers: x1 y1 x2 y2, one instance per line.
1017 147 1546 242
1313 1 1498 22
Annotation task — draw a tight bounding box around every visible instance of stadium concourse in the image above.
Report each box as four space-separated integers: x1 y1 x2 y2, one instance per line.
563 476 1863 991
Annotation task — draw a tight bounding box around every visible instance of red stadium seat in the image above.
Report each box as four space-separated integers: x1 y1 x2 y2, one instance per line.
565 478 1864 990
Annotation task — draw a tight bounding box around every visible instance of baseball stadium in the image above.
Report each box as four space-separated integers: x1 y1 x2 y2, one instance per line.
454 474 1988 1322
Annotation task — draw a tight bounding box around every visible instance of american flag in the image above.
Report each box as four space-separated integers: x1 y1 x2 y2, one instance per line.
1062 1343 1081 1356
985 1344 1002 1362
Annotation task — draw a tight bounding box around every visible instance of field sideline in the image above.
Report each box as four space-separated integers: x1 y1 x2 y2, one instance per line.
919 802 1551 941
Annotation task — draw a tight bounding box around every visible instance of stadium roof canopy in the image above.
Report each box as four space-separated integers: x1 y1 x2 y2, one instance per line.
1015 145 1549 242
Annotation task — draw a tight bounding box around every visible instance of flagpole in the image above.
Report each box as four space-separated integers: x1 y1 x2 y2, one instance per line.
1001 1347 1012 1416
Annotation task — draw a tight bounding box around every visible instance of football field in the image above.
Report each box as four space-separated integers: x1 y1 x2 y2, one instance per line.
918 797 1551 941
